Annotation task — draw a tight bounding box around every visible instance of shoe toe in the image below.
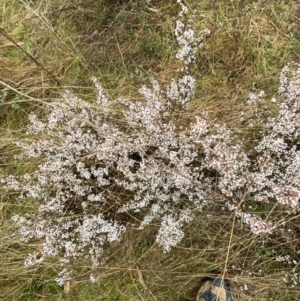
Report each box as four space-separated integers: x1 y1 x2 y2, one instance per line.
196 278 231 301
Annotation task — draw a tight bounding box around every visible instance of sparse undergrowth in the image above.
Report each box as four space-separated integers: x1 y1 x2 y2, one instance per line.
1 0 300 300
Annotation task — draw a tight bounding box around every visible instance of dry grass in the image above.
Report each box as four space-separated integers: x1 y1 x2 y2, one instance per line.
1 0 300 300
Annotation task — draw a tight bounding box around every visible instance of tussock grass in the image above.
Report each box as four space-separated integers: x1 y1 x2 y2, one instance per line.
1 0 300 300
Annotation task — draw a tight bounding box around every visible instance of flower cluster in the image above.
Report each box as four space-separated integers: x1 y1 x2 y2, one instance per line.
1 1 300 285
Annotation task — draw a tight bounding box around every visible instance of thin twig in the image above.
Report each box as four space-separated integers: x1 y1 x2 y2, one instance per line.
0 27 61 87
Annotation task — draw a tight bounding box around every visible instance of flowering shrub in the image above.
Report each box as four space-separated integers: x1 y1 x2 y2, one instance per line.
1 0 300 285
